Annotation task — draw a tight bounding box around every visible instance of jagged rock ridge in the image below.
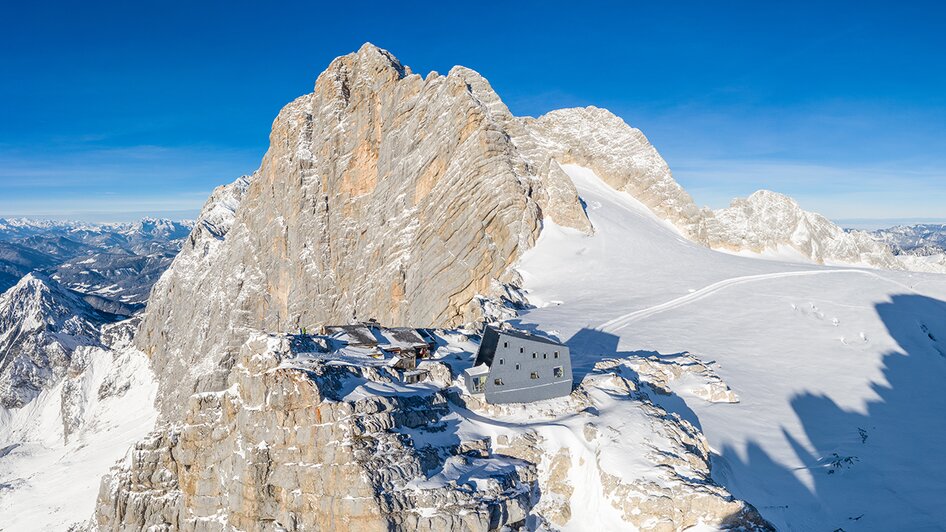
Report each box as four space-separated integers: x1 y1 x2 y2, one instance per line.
0 273 108 408
704 190 901 267
136 43 596 416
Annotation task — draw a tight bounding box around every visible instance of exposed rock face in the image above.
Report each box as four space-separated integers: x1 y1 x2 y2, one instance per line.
93 332 776 532
0 273 106 408
94 335 533 531
136 44 596 416
703 190 904 267
629 352 740 404
525 106 707 239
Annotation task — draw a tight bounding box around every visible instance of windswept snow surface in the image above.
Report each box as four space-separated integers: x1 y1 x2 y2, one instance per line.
0 347 158 531
516 164 946 531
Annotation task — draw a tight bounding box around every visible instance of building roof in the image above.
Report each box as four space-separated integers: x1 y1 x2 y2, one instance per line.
416 328 438 345
381 327 429 348
473 325 565 367
324 324 381 346
496 327 565 347
464 364 489 376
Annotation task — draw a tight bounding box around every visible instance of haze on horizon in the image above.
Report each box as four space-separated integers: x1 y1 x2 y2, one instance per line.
2 1 945 225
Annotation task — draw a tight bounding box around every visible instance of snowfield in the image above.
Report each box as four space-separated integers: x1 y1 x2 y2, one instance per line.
0 346 157 531
515 165 946 531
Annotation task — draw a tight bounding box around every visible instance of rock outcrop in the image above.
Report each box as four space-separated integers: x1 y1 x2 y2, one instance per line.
94 333 771 532
467 360 771 532
703 190 903 267
0 273 107 408
136 44 599 417
94 335 533 531
525 106 707 239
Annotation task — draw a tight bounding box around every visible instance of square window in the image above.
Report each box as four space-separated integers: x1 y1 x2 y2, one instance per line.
532 352 537 358
494 378 504 386
530 371 539 380
553 366 564 378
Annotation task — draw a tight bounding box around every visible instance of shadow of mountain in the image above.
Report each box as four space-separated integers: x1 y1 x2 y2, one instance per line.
714 293 946 530
564 327 621 386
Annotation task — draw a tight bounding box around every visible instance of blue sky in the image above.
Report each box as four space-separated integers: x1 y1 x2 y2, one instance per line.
2 1 945 223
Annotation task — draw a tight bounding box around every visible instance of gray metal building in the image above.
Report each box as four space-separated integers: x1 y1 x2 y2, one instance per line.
464 326 573 404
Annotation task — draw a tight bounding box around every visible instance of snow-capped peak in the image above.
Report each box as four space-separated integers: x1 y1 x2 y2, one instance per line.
0 273 104 408
1 272 93 325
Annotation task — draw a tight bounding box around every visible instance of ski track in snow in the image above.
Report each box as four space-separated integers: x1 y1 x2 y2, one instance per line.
519 163 946 530
599 269 922 332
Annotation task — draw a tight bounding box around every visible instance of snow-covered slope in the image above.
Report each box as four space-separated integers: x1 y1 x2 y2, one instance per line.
0 322 157 531
515 164 946 530
0 273 109 408
0 277 160 530
522 107 940 275
704 190 904 269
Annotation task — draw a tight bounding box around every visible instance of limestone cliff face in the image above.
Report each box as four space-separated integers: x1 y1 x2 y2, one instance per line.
138 44 936 420
94 335 533 532
137 44 567 415
525 106 708 239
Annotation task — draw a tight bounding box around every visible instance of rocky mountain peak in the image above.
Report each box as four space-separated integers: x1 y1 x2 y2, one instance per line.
525 105 707 238
316 42 412 104
0 272 104 408
740 189 800 209
133 44 944 424
1 272 85 325
135 46 563 415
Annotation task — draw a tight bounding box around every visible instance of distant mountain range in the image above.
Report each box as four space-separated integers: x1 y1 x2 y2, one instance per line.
0 217 194 313
866 223 946 256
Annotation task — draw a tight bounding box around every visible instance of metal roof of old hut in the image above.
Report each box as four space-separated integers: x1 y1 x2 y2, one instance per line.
323 324 381 346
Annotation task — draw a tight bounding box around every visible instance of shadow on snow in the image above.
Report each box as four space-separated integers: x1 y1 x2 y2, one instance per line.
713 294 946 530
